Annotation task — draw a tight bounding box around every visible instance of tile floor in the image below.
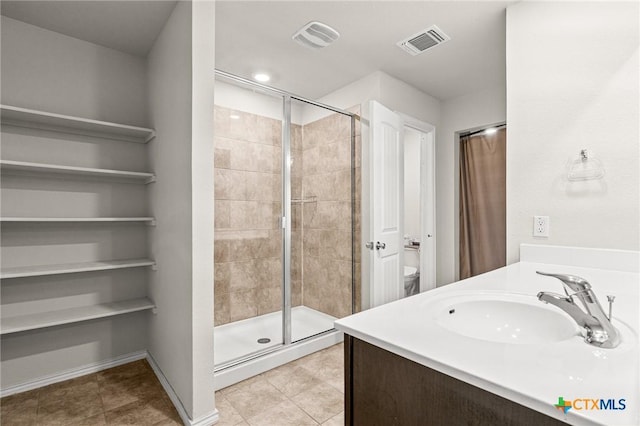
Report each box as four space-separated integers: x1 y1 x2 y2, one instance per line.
0 342 344 426
0 360 181 426
215 343 344 426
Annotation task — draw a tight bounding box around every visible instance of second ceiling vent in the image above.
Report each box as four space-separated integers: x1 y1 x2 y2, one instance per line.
397 25 450 56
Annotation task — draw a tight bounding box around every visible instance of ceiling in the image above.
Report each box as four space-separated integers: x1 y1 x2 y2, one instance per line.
0 1 177 56
215 1 514 101
1 1 513 101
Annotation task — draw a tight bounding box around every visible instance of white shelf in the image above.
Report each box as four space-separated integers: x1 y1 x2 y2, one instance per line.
0 160 155 183
1 258 156 279
0 298 156 335
1 217 155 224
0 104 155 144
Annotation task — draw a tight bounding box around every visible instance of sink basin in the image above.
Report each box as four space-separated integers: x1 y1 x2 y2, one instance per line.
435 294 581 344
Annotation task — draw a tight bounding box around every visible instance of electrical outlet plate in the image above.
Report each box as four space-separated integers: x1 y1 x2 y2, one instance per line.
533 216 550 237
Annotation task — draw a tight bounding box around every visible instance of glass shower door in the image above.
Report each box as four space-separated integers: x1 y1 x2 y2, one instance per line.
289 98 354 343
213 75 285 368
213 71 356 370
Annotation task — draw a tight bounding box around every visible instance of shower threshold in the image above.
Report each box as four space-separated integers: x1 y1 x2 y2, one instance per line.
214 306 337 368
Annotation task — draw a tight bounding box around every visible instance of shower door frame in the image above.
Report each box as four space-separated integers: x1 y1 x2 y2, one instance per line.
214 70 357 370
282 94 292 346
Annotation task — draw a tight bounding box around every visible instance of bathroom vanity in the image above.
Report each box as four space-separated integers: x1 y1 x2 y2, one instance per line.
335 245 639 426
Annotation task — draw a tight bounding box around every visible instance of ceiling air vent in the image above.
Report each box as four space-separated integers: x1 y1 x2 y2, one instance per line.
292 21 340 49
397 25 450 56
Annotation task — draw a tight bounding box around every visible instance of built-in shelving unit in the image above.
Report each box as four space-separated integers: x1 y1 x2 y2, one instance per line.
0 160 156 183
1 259 156 279
0 217 156 223
1 104 157 335
0 105 155 143
1 298 156 335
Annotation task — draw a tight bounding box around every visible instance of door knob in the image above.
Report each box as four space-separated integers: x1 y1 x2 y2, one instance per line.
365 242 374 250
376 241 386 250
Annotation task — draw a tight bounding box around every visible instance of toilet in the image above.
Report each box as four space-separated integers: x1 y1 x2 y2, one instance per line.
404 266 419 297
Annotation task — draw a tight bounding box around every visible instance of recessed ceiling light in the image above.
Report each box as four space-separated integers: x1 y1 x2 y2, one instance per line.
253 73 270 83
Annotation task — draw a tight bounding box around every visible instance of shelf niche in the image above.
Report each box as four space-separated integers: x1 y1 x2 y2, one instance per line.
1 259 156 280
1 298 156 335
1 104 155 144
0 160 156 184
0 217 156 224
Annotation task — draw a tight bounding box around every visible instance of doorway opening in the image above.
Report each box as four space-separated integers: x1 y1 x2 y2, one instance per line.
401 116 436 296
361 101 436 310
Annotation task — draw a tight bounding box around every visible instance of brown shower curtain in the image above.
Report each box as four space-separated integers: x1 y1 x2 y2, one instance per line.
459 128 506 279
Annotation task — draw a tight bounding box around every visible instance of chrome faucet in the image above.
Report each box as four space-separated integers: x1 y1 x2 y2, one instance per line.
536 271 620 348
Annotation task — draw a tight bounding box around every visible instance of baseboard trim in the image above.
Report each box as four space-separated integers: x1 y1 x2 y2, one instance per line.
0 350 147 398
145 352 219 426
189 410 221 426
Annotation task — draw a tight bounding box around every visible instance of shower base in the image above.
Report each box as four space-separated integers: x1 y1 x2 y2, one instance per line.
214 305 337 367
213 306 343 389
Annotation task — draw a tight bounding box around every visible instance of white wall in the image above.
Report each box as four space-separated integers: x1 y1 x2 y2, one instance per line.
147 1 192 412
437 84 506 285
296 71 382 125
379 72 440 128
506 2 639 263
317 70 441 127
0 16 148 127
147 1 215 421
189 0 216 421
316 71 382 112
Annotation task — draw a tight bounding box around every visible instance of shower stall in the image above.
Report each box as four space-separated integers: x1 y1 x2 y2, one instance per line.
213 71 356 387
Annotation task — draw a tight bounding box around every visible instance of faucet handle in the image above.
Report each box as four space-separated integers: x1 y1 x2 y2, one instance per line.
536 271 592 293
606 295 615 321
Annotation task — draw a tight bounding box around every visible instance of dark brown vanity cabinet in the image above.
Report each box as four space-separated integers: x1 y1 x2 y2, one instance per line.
344 335 567 426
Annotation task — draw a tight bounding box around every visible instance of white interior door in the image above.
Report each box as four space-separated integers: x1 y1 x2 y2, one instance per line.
369 101 404 307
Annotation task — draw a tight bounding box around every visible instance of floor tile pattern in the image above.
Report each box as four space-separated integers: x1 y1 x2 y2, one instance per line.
216 343 345 426
0 360 181 426
1 343 344 426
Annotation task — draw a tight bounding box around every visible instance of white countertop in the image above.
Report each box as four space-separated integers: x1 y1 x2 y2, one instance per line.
335 260 639 426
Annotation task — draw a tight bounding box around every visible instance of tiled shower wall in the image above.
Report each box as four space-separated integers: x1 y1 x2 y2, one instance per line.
299 112 353 320
213 105 360 326
213 106 285 325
